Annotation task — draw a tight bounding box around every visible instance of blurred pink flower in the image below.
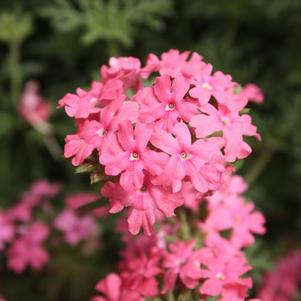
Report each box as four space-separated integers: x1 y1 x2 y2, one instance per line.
64 193 99 210
162 240 202 293
241 83 264 104
7 222 49 273
19 81 51 129
92 273 142 301
199 252 252 297
258 251 301 301
54 209 97 245
0 212 15 250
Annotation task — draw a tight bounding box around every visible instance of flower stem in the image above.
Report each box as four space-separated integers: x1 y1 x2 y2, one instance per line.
9 39 22 110
107 39 119 57
245 147 273 185
179 210 191 240
167 292 175 301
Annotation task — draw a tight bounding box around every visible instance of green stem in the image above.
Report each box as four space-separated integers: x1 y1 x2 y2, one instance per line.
107 39 119 57
167 292 175 301
9 39 22 109
245 147 274 185
179 210 191 241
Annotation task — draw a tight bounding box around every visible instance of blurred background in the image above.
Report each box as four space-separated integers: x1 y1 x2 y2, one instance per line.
0 0 301 300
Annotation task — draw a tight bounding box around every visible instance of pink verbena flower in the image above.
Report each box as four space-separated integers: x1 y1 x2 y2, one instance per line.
19 81 51 126
0 211 15 250
101 56 141 90
29 179 61 199
92 273 142 301
64 96 138 166
190 103 260 162
7 222 49 273
64 193 99 209
241 83 264 104
6 201 33 223
60 49 260 235
258 251 301 301
99 121 166 190
151 122 224 193
120 248 162 298
162 240 202 293
199 251 252 298
142 49 208 79
208 173 247 206
58 82 102 119
135 75 196 131
54 209 97 245
102 178 183 235
202 197 265 249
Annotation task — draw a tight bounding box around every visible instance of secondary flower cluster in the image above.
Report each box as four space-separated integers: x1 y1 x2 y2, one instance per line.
0 180 101 273
91 174 265 301
59 49 261 235
19 81 52 134
258 251 301 301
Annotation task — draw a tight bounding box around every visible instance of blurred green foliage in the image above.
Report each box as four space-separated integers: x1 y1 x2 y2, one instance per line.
0 0 301 300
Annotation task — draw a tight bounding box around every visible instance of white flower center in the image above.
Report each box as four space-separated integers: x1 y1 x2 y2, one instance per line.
96 128 107 137
165 103 175 111
130 152 139 160
202 82 213 91
221 116 230 126
90 97 98 104
180 152 189 160
216 272 225 280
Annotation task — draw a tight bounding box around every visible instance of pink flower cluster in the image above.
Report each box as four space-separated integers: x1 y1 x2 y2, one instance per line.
91 175 265 301
258 251 301 301
0 180 101 273
59 49 261 235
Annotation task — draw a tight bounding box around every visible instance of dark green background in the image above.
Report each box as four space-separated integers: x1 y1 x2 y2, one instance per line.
0 0 301 300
